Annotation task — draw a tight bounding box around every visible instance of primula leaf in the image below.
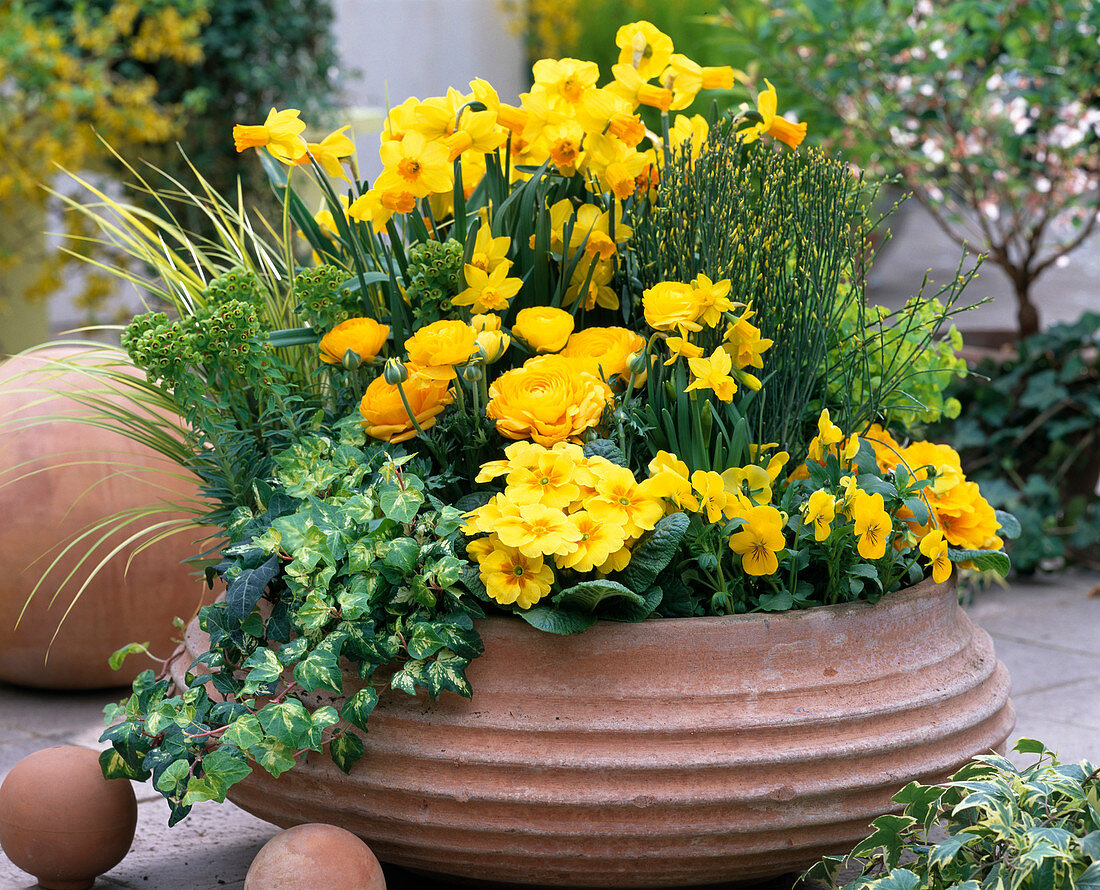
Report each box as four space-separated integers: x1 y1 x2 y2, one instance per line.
601 584 663 623
995 510 1022 540
583 438 629 467
757 589 795 611
552 579 646 612
615 512 690 594
340 687 379 731
329 730 365 774
517 606 597 636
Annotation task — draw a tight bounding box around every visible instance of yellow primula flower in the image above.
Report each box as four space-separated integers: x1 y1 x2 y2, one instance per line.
232 107 307 162
512 306 575 353
919 529 953 584
493 502 582 558
454 263 523 314
587 464 665 538
686 349 738 402
319 317 390 365
505 450 581 510
555 510 628 573
728 505 786 576
375 131 453 198
479 545 555 609
739 79 807 149
801 490 836 542
404 320 478 380
616 20 674 81
851 490 892 560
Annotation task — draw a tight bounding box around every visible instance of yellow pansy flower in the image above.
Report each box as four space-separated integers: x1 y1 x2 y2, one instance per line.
851 490 892 560
728 505 786 576
919 529 953 583
801 490 836 542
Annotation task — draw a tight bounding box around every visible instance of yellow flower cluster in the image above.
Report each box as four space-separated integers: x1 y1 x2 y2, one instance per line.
642 275 773 401
464 442 666 607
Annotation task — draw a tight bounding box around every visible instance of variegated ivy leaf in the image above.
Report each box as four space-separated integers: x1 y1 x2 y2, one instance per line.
257 700 312 749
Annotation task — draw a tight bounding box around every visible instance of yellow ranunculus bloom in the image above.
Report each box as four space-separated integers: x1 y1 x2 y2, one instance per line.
728 505 786 576
319 317 390 365
739 79 807 149
512 306 575 353
864 424 905 472
560 326 646 387
643 281 703 334
475 329 511 364
232 107 308 163
487 355 611 446
359 365 454 444
479 545 554 609
404 320 478 380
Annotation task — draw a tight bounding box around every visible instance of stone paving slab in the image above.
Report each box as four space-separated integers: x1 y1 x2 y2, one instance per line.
3 571 1098 889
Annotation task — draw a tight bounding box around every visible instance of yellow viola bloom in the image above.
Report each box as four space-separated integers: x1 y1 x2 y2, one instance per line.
686 349 738 402
232 107 307 163
919 529 953 583
454 263 523 314
375 131 453 198
739 79 807 149
616 20 674 81
690 470 732 524
801 490 837 542
722 464 774 507
728 505 786 576
646 451 698 512
851 490 892 560
479 545 555 609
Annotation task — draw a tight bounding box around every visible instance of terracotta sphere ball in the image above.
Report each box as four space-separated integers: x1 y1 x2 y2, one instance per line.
245 823 387 890
0 746 137 890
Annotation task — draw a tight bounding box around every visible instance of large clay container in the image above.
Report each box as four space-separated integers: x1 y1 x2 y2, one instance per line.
0 346 208 688
172 577 1014 887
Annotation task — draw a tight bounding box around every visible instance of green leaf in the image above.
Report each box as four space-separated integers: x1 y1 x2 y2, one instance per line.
583 438 629 467
220 714 263 751
602 584 663 623
304 706 340 749
757 589 794 611
225 555 280 620
517 606 597 635
391 658 428 696
337 573 380 619
297 591 335 633
615 512 690 594
109 641 151 671
1080 831 1100 861
249 737 298 777
995 510 1022 540
347 539 375 574
154 759 191 796
552 579 645 613
947 547 1010 576
181 747 252 805
329 730 365 774
406 622 448 659
379 485 424 523
424 649 473 698
340 687 379 731
928 831 978 869
99 747 146 781
241 648 282 693
257 700 312 748
381 537 421 574
293 646 343 694
867 870 921 890
275 636 310 666
1077 862 1100 890
1014 738 1054 757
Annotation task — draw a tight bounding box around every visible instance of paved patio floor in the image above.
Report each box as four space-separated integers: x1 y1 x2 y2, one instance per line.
2 570 1098 889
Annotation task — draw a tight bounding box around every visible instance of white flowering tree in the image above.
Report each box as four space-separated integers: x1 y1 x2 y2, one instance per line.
713 0 1100 336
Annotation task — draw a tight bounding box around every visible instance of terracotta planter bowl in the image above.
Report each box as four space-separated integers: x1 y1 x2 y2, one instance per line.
0 347 209 688
172 577 1013 888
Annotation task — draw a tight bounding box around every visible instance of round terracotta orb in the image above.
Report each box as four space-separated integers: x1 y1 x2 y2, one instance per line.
173 577 1014 887
245 823 387 890
0 346 209 689
0 746 137 890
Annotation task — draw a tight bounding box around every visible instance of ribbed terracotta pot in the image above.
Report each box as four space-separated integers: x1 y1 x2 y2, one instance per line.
173 576 1013 888
0 347 208 689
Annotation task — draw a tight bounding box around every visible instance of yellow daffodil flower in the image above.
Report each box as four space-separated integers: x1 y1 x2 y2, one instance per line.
739 79 807 149
232 107 308 162
454 263 523 314
616 21 674 80
686 349 738 402
295 126 355 179
375 131 453 198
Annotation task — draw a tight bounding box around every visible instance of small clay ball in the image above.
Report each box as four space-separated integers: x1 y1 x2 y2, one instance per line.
0 746 137 890
245 823 387 890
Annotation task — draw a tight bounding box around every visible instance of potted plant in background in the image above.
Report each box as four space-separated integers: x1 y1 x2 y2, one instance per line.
41 21 1018 885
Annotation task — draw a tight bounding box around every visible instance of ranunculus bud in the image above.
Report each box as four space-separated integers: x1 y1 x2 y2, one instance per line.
342 348 363 371
383 358 409 385
627 349 648 375
462 364 483 382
